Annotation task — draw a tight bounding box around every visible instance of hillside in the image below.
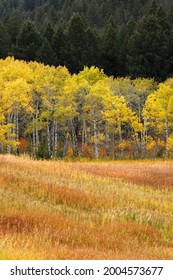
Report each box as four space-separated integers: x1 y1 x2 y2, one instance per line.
1 0 173 263
0 1 172 24
0 0 173 79
0 155 173 259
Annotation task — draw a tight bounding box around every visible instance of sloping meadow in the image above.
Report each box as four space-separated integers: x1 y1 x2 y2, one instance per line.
0 155 173 259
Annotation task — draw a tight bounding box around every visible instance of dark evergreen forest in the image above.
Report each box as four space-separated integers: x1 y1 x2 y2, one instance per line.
0 0 173 80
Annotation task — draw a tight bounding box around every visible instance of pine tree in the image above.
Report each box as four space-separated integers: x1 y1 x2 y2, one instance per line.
85 27 101 67
64 13 88 73
101 21 119 76
24 0 35 11
0 21 10 58
43 22 54 43
52 24 66 66
15 20 42 61
37 38 55 65
102 0 115 23
86 0 102 27
148 0 158 15
127 13 170 80
6 9 23 45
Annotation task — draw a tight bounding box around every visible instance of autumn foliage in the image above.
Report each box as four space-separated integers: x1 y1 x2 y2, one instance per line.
0 57 173 159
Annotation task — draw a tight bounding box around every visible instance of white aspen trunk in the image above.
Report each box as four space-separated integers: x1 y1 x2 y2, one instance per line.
141 117 147 158
84 119 88 145
93 118 99 159
165 120 169 159
7 114 12 154
54 119 58 156
16 110 19 155
35 101 39 153
82 119 87 154
138 99 141 123
16 110 19 142
51 121 55 155
105 122 110 157
82 120 85 155
92 108 99 159
32 117 36 155
0 121 4 152
13 111 16 138
118 120 124 159
47 122 51 157
71 119 78 157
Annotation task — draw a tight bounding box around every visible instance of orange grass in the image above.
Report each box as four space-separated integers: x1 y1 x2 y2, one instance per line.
0 155 173 259
71 160 173 189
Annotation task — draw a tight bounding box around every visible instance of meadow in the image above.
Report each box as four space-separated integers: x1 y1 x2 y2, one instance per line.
0 155 173 260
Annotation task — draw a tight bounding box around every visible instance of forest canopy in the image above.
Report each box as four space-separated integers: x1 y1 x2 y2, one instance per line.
0 57 173 159
0 1 173 159
0 0 173 80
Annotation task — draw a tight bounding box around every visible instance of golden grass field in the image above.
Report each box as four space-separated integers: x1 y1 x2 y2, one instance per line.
0 155 173 260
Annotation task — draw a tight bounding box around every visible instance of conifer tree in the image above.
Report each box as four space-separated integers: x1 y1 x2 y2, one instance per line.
64 13 88 73
43 22 54 43
37 38 55 65
6 9 23 46
101 21 119 76
127 13 169 80
52 24 66 66
0 21 10 58
15 20 42 61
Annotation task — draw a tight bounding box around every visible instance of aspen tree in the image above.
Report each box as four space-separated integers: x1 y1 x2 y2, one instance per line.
77 66 106 158
143 81 173 158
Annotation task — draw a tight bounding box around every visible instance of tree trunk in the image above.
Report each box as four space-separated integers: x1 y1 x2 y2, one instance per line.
93 118 99 159
63 131 69 157
141 117 147 158
54 119 58 157
118 120 124 159
15 110 19 155
32 117 36 155
82 119 87 155
35 101 39 153
51 121 55 155
135 134 141 159
165 120 169 159
7 114 12 154
111 132 116 159
47 121 51 158
71 119 78 157
105 122 110 157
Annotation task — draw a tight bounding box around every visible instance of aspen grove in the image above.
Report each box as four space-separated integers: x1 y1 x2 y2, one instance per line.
0 57 173 159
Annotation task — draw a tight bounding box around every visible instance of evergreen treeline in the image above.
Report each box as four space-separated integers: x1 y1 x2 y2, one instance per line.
0 0 173 80
0 57 173 160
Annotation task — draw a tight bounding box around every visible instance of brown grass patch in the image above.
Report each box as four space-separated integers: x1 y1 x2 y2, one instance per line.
72 161 173 189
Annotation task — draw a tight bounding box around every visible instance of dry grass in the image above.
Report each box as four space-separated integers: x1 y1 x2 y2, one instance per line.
71 160 173 189
0 155 173 260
